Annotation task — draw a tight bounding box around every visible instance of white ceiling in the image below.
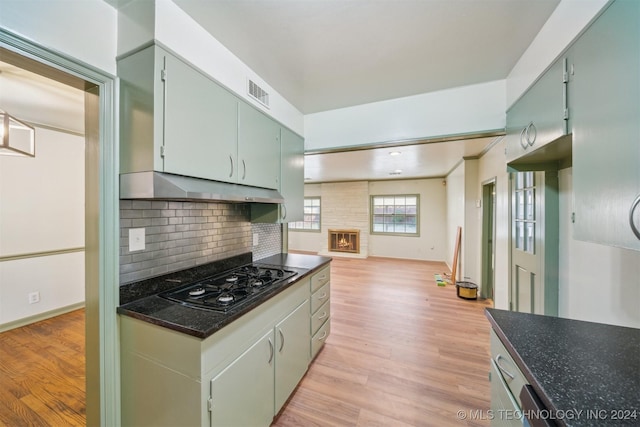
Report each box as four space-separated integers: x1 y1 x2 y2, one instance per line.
2 0 561 183
170 0 559 182
173 0 560 114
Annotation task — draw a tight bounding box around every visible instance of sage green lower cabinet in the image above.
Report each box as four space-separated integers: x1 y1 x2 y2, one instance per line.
489 330 527 427
310 265 331 359
209 330 275 427
120 276 311 427
275 300 311 412
568 0 640 251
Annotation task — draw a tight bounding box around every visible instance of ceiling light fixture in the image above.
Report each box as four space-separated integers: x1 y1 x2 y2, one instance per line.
389 169 403 175
389 151 401 156
0 110 36 157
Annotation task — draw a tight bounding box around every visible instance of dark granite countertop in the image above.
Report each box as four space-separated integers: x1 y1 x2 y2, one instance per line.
486 308 640 426
117 252 331 339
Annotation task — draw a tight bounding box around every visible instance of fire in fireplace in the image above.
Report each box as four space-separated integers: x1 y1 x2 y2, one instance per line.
329 229 360 254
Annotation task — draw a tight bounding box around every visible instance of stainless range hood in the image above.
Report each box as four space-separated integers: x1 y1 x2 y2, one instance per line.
120 171 284 204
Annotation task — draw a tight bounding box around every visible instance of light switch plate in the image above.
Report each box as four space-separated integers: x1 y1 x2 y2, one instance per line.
129 228 146 252
253 233 259 247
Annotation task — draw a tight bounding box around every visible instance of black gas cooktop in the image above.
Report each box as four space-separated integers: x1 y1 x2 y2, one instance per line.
159 263 298 312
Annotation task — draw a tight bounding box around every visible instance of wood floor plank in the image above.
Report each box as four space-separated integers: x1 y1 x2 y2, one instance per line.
273 256 492 427
0 257 493 426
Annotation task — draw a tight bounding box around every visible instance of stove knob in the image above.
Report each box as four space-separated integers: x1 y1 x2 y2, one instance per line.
277 270 284 277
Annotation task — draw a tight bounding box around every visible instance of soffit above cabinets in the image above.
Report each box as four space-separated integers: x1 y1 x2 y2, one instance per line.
304 135 502 183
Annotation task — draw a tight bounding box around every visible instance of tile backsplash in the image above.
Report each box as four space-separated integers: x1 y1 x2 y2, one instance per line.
120 200 254 284
119 200 283 284
252 223 282 261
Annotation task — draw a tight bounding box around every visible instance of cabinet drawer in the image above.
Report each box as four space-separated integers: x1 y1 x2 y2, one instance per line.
311 266 330 293
311 300 330 335
490 330 527 408
311 283 330 313
311 318 330 359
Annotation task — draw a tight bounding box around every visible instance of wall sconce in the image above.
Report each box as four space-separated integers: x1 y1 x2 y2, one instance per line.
0 110 36 157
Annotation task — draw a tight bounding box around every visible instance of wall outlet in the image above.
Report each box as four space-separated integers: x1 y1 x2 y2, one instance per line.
253 233 259 247
28 291 40 304
129 228 146 252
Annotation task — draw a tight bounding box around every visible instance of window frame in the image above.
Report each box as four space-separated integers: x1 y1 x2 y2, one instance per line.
370 194 420 237
288 196 321 232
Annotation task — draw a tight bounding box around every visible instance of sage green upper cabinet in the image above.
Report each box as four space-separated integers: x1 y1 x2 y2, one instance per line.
119 45 238 182
279 127 305 222
238 102 281 189
251 127 304 222
568 0 640 250
163 53 238 182
506 56 570 171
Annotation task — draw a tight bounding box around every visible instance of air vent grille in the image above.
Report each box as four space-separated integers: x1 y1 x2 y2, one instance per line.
248 79 270 108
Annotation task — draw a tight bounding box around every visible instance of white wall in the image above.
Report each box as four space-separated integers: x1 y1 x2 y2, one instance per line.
116 0 304 135
445 162 465 274
368 179 447 261
0 0 117 75
476 138 510 309
558 169 640 328
0 127 85 327
304 80 506 150
289 179 447 261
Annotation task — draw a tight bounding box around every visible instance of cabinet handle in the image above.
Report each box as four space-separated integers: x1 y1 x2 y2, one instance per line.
525 122 537 146
268 338 274 364
318 331 327 341
318 311 327 320
519 127 528 150
630 194 640 240
281 205 287 221
495 354 515 380
318 292 327 301
242 159 246 180
229 156 234 178
278 329 285 352
318 275 327 281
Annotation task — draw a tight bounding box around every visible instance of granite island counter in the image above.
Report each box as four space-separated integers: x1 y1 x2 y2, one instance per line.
486 308 640 426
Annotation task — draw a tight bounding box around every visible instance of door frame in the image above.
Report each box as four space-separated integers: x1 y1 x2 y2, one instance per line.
0 29 120 425
481 177 497 301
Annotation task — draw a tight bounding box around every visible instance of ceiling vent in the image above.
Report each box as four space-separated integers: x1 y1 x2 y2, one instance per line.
247 79 270 108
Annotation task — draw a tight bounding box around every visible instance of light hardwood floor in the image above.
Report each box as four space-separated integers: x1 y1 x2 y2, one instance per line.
0 256 492 426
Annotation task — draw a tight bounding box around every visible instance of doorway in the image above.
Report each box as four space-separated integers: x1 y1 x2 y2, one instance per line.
1 30 119 425
481 178 496 301
509 171 559 316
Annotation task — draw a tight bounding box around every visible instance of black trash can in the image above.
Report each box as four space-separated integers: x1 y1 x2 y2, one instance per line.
456 281 478 300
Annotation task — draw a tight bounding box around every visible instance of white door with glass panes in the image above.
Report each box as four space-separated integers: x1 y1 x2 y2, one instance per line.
510 171 559 316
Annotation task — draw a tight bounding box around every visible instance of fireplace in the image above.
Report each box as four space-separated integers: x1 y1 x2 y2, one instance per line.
328 229 360 254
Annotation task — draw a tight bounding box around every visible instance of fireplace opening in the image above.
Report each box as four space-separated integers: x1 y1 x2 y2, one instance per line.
329 229 360 254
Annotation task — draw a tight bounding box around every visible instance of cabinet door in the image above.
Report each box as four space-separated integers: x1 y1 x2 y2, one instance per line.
210 330 275 427
163 51 238 183
569 0 640 250
280 127 305 222
238 102 280 189
506 57 566 166
275 299 310 413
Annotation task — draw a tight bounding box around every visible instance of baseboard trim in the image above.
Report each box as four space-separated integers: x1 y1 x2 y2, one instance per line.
0 302 85 333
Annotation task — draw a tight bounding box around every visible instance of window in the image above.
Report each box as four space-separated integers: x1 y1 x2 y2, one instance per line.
513 172 535 253
371 195 419 235
289 197 321 231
